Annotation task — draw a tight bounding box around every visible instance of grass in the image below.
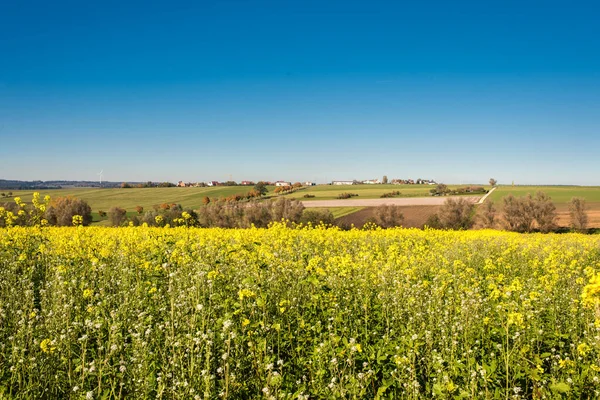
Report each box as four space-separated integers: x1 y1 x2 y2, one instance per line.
487 185 600 210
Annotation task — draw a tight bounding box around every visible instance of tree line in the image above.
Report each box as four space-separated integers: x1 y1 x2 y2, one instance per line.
0 191 592 232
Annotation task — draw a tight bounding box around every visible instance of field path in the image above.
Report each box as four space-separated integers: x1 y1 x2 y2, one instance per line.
302 195 481 208
477 187 496 204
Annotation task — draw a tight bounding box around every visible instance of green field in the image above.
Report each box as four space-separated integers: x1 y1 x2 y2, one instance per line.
7 185 600 224
307 206 365 219
285 184 478 201
2 186 277 212
488 185 600 209
2 184 484 212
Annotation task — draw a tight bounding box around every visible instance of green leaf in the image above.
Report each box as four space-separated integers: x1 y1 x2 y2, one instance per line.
549 382 570 393
375 380 392 400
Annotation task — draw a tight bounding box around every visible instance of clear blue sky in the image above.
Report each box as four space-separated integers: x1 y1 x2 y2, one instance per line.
1 0 599 185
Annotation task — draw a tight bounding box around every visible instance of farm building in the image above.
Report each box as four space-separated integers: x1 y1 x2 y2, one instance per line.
332 180 355 185
275 181 292 187
304 181 316 186
363 179 380 184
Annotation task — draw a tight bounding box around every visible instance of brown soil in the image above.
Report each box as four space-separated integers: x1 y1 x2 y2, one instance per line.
303 196 480 208
336 205 441 229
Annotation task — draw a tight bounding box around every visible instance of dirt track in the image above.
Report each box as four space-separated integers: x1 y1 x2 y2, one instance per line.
301 196 481 208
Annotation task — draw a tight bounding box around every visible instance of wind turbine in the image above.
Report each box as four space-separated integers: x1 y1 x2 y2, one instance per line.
97 170 104 186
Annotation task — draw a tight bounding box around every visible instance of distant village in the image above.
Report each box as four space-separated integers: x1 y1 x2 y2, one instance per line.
176 178 437 187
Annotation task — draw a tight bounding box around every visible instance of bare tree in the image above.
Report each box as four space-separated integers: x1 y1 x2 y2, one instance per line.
502 192 556 233
533 191 557 233
479 200 496 228
489 178 497 187
569 197 588 232
382 175 388 184
503 194 536 232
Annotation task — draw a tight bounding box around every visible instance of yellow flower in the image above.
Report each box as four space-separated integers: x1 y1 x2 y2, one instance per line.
242 318 250 327
83 289 93 299
507 312 524 328
40 338 55 353
577 343 591 357
582 273 600 307
238 288 256 300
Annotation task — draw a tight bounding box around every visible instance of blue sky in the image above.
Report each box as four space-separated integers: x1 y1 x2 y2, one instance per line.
1 0 599 184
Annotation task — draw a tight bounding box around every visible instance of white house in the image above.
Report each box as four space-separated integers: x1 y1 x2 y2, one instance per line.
363 179 380 184
332 181 355 185
304 181 316 186
275 181 292 187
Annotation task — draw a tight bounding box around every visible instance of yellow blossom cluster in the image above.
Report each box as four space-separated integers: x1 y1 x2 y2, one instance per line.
0 224 599 398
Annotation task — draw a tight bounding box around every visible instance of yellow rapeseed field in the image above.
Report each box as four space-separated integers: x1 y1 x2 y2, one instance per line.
1 225 600 399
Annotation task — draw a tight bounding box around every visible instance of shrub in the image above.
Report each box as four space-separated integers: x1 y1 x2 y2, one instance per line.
479 201 496 228
269 197 305 223
45 196 93 226
430 183 449 196
300 209 335 226
380 191 401 198
303 194 315 198
244 202 272 228
337 193 358 199
371 205 404 228
196 198 305 228
108 207 127 226
437 198 475 230
425 213 441 229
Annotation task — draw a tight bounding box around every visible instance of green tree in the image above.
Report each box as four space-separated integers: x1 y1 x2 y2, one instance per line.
254 182 268 196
